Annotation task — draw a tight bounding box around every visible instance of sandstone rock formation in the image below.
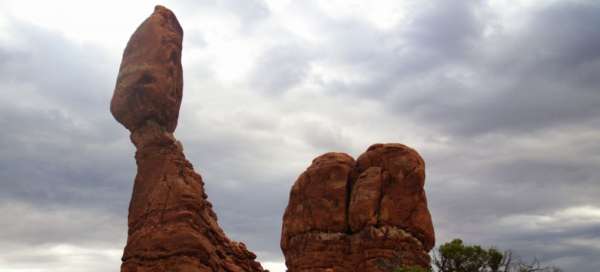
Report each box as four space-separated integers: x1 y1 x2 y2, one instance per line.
111 5 183 133
111 6 265 272
281 143 435 272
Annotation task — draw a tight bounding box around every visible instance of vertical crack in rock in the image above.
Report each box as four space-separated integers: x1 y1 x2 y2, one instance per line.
344 169 355 235
281 143 435 272
111 6 265 272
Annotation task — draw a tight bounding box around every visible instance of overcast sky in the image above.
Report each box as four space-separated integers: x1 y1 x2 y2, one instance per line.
0 0 599 271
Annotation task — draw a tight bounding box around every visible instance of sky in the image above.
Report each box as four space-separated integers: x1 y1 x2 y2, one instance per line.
0 0 599 271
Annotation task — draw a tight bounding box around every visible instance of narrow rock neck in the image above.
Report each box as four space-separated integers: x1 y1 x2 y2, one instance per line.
130 120 181 151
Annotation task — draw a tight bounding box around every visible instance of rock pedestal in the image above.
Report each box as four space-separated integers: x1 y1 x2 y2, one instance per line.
111 6 265 272
281 144 435 272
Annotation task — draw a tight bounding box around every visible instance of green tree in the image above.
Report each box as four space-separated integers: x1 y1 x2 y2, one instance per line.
432 239 562 272
394 266 431 272
433 239 503 272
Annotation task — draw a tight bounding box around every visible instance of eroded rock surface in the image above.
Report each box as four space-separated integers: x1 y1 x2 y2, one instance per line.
281 144 435 272
112 6 265 272
111 5 183 133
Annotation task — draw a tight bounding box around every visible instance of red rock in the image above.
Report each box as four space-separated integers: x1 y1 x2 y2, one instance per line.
348 167 383 232
357 144 434 251
281 143 435 272
281 152 354 244
111 5 184 133
112 6 265 272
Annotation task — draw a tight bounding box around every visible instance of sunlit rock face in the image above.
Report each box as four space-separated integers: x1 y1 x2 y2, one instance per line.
281 143 435 272
111 6 265 272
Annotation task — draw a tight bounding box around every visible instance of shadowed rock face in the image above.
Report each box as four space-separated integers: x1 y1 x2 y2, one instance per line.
111 6 265 272
281 143 435 272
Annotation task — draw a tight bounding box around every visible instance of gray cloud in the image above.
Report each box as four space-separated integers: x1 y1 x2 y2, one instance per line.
220 0 270 24
251 43 314 94
278 1 600 137
0 21 133 214
396 1 600 136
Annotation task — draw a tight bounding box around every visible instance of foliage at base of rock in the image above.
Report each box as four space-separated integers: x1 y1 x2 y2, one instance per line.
432 239 562 272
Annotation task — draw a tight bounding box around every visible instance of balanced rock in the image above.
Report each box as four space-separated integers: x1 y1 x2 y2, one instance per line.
111 5 183 133
112 6 265 272
281 143 435 272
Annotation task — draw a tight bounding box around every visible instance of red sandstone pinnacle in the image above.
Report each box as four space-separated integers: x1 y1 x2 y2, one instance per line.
281 143 435 272
111 6 265 272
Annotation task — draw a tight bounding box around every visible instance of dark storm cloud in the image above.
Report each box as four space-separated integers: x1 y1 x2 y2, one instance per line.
395 1 600 136
0 20 133 213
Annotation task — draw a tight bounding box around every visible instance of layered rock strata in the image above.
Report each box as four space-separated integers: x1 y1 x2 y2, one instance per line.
111 6 264 272
281 144 435 272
